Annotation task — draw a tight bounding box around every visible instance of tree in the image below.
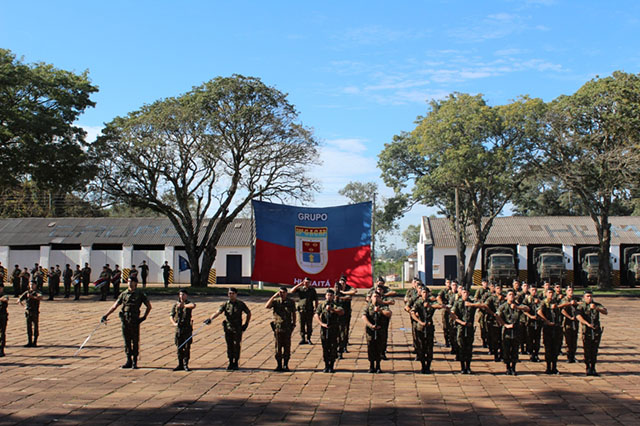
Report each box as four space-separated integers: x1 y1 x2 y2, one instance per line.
379 93 546 287
402 224 420 251
0 49 98 194
536 71 640 288
94 75 320 287
0 182 103 218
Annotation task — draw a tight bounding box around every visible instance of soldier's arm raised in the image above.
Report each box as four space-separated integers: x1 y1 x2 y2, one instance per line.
265 292 278 309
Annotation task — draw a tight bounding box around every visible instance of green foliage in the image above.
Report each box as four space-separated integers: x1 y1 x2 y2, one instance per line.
0 49 98 192
338 181 398 237
94 75 319 286
0 182 103 218
402 224 420 250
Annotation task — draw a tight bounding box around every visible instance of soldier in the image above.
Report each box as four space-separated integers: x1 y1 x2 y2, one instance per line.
129 265 139 282
452 287 486 374
0 285 8 356
73 265 83 300
19 267 30 294
36 266 45 291
538 288 563 374
404 277 422 358
411 286 444 373
484 284 505 362
314 289 343 372
362 292 392 373
265 286 296 372
0 262 5 285
291 277 318 345
560 286 580 363
111 265 122 299
374 278 396 360
98 266 111 301
101 277 152 369
576 290 608 376
62 264 73 298
335 275 356 356
12 265 21 297
442 280 461 358
496 289 531 375
440 279 452 347
518 282 529 354
81 262 91 296
524 284 542 362
49 265 61 299
206 287 251 370
169 289 196 371
161 261 171 288
474 279 491 348
139 260 149 288
18 281 43 347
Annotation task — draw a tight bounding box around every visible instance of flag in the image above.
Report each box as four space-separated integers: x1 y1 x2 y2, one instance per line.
178 255 191 272
93 277 109 289
252 200 372 288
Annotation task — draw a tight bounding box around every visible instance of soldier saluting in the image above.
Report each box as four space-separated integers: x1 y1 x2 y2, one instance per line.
362 291 392 373
101 277 152 369
576 290 608 376
18 281 43 347
410 286 444 374
314 288 343 373
495 289 531 376
265 286 296 372
291 277 317 345
538 287 563 374
170 289 196 371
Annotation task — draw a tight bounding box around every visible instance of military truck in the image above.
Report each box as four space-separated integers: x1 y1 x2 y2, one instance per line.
485 247 517 285
533 247 566 285
623 247 640 287
578 247 600 286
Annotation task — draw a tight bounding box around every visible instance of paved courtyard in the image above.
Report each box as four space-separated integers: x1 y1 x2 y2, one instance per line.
0 292 639 425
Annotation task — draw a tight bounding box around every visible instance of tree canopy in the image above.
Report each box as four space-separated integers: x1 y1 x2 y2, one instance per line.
94 75 319 287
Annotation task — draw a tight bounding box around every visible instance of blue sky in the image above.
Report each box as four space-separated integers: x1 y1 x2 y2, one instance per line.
2 1 639 249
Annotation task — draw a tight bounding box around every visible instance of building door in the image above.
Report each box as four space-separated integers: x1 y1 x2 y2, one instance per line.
444 255 458 280
226 255 242 284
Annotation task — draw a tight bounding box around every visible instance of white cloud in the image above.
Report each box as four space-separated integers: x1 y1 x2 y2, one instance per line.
325 138 368 153
80 125 103 143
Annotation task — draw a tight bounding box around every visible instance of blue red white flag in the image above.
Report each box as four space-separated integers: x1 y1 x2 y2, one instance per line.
252 200 372 288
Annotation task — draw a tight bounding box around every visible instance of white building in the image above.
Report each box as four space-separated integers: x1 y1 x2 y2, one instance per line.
0 217 253 285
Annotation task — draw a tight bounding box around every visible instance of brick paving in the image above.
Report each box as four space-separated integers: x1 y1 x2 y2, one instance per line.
0 292 639 425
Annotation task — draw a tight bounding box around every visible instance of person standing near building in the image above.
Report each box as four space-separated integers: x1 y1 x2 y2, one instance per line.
73 265 83 300
335 275 356 355
111 265 122 299
314 288 343 373
474 279 491 349
560 286 580 363
170 289 196 371
81 263 91 296
48 265 57 301
12 265 21 298
161 261 171 288
18 281 42 347
101 277 152 369
98 266 111 301
362 292 392 373
524 284 542 362
206 287 252 370
139 260 149 288
576 290 608 376
62 264 73 298
0 285 8 356
265 286 296 372
19 267 30 294
291 277 318 345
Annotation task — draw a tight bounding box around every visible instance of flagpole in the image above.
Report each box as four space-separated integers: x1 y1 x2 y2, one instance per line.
372 194 375 287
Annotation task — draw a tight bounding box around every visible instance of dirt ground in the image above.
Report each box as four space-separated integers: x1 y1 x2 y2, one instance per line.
0 292 638 425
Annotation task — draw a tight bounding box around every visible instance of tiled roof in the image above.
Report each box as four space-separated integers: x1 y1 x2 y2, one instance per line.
427 216 640 247
0 217 253 247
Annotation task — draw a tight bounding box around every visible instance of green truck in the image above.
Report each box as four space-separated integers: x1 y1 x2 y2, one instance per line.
533 247 566 285
623 247 640 287
485 247 517 285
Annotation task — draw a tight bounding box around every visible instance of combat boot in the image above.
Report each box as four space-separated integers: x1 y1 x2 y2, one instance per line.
132 356 138 369
275 359 283 372
375 360 382 374
282 359 290 372
368 361 375 373
323 362 329 373
511 363 517 376
183 361 190 372
460 361 467 374
329 361 335 373
173 358 184 371
121 355 132 369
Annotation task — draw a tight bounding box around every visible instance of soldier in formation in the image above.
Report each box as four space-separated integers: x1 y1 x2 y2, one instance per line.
410 286 443 373
560 286 580 363
576 290 607 376
314 288 343 372
362 291 392 373
538 287 563 374
0 285 8 356
291 277 317 345
170 289 196 371
495 289 531 375
334 275 356 357
265 286 296 371
206 287 251 370
452 287 486 373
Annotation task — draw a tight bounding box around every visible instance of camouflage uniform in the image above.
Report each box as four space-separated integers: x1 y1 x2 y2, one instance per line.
19 289 42 346
474 286 491 348
497 302 524 373
269 296 296 370
362 302 390 372
336 284 353 354
453 297 477 371
577 301 605 375
411 296 436 373
315 300 342 371
561 295 580 363
116 288 149 360
296 286 317 342
12 267 21 297
218 299 251 366
485 293 504 361
525 293 542 361
171 300 194 368
0 295 8 355
540 298 563 373
99 269 111 301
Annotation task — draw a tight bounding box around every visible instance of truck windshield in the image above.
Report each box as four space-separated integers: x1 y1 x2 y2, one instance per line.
543 255 563 265
587 256 599 266
491 255 513 266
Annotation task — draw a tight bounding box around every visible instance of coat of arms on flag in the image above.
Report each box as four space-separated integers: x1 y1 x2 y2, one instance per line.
295 226 328 274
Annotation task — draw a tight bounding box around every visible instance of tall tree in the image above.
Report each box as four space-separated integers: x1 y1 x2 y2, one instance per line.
94 75 319 287
536 71 640 288
0 49 98 194
402 224 420 251
379 93 546 286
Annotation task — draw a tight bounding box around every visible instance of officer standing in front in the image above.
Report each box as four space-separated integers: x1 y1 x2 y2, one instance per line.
18 281 43 347
314 289 343 372
265 286 296 372
206 287 251 370
101 277 152 369
170 289 196 371
362 292 392 373
576 290 608 376
291 277 317 345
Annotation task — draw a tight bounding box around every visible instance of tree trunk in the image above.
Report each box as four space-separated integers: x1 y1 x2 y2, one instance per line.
195 247 216 288
597 216 613 289
465 242 483 291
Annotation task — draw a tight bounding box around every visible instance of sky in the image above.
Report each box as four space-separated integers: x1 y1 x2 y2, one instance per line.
2 0 640 250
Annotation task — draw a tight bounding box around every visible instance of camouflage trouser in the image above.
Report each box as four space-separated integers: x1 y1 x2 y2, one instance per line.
543 326 562 363
564 324 578 360
414 323 434 363
502 328 519 364
479 313 488 346
527 321 542 357
121 319 140 356
25 312 39 344
381 319 390 355
583 327 602 366
320 326 339 364
488 322 502 358
366 329 384 362
224 324 243 362
448 317 459 354
442 310 451 345
299 310 314 339
175 326 192 362
456 325 474 362
273 326 292 362
0 316 6 352
338 315 348 352
100 281 109 300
